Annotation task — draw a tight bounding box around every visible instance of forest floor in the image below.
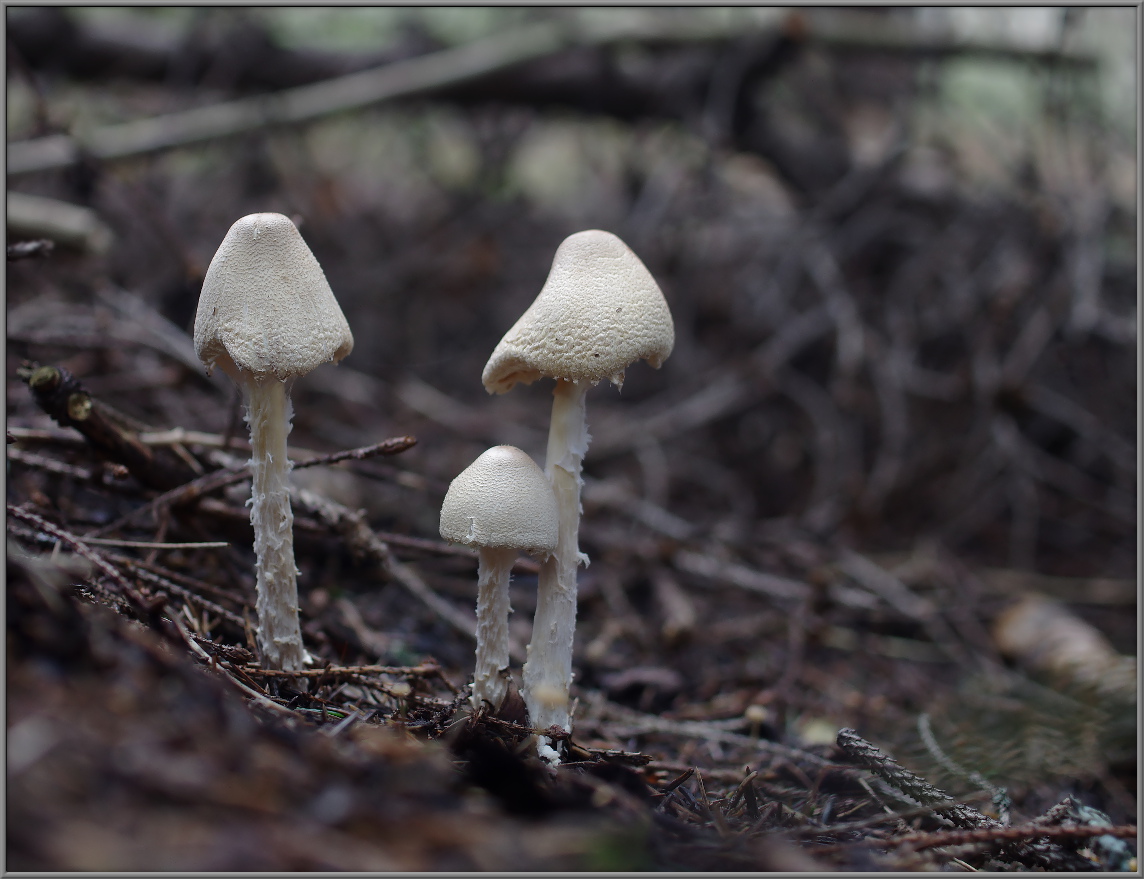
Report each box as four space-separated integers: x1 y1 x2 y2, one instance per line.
6 7 1137 872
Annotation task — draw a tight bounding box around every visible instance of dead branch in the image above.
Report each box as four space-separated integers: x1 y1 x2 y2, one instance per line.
816 821 1137 854
6 504 152 613
80 434 415 541
248 662 443 679
6 193 113 253
673 549 812 602
6 22 572 175
5 7 391 93
18 362 202 491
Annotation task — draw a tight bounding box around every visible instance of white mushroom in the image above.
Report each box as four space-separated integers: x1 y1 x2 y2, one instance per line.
482 229 674 762
194 212 353 671
440 445 559 712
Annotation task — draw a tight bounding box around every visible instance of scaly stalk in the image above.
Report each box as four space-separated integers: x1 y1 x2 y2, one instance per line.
473 546 519 710
245 376 307 672
523 378 590 761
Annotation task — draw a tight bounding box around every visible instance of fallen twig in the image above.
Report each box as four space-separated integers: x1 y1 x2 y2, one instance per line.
248 662 443 679
813 820 1137 854
7 503 152 613
18 362 202 491
82 435 415 540
6 192 113 252
7 22 572 175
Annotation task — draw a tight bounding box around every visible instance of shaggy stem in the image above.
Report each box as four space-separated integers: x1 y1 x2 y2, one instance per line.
472 545 518 711
523 378 590 762
245 377 307 671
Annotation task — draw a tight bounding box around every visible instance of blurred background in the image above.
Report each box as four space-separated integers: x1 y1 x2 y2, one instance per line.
8 6 1136 576
5 7 1138 869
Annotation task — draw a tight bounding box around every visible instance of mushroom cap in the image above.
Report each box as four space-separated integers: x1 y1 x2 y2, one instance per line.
482 229 674 394
440 445 558 555
194 213 353 381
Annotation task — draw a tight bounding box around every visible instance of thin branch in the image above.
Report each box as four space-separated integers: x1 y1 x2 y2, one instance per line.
6 504 151 612
814 821 1137 854
248 662 443 679
7 22 572 175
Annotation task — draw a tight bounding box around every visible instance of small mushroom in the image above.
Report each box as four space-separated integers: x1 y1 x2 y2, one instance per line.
194 212 353 671
440 445 558 712
482 229 674 761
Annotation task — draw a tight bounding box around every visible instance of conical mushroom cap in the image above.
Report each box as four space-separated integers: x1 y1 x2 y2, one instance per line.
194 213 353 381
440 446 558 555
482 230 674 394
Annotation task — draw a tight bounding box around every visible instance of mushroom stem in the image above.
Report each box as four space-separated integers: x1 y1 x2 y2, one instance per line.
523 378 591 755
245 376 307 672
473 545 519 711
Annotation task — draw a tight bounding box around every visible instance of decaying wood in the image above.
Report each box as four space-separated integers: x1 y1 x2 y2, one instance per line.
6 192 114 253
18 362 201 491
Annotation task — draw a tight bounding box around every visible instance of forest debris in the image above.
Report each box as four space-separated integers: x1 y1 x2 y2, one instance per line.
651 569 697 646
95 287 220 380
835 728 1104 870
246 662 443 680
5 7 387 92
17 362 201 490
292 486 494 658
581 691 836 770
592 373 759 458
978 567 1137 606
3 7 1134 870
837 728 1000 829
917 713 1010 825
6 21 571 175
674 550 811 601
79 435 415 542
7 447 102 484
836 550 973 664
82 537 229 550
815 821 1137 856
6 192 113 253
7 504 153 615
992 594 1137 703
396 374 542 450
1031 796 1138 872
7 238 54 261
584 477 695 540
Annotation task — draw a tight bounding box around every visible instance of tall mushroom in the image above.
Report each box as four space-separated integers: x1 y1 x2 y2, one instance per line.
194 212 353 671
439 445 559 712
482 229 674 762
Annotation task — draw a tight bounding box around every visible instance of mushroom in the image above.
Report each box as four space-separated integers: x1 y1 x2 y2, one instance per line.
440 445 559 712
482 229 674 761
194 212 353 671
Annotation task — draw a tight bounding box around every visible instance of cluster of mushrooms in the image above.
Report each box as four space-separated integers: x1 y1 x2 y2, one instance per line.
194 215 673 767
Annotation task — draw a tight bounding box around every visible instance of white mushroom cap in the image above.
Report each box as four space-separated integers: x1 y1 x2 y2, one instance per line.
482 229 674 394
440 445 559 556
194 213 353 381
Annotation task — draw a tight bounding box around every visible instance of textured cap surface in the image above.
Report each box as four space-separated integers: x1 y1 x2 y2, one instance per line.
194 213 353 381
440 446 558 554
482 229 674 393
